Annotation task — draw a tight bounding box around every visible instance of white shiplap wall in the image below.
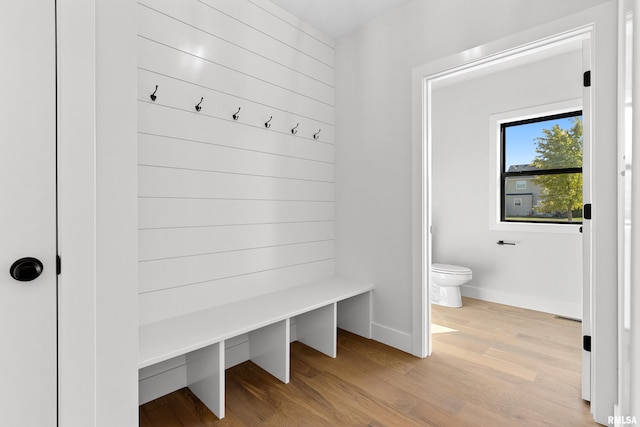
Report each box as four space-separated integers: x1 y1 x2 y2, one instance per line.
137 0 335 325
137 0 335 403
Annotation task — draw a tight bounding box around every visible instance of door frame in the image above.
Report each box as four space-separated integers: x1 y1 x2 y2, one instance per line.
616 0 639 419
56 0 138 425
411 3 618 424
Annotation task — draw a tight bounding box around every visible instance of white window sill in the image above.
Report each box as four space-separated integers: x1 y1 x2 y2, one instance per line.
490 221 583 234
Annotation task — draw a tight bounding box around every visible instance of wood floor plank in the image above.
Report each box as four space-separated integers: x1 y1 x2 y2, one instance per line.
139 297 598 426
294 340 462 425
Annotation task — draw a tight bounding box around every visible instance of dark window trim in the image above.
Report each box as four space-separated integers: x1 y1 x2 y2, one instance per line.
500 110 583 225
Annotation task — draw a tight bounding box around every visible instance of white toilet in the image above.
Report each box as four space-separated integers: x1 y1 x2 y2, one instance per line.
430 263 473 308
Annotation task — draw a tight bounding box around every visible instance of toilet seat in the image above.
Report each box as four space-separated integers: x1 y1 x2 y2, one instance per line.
431 263 472 275
430 264 472 307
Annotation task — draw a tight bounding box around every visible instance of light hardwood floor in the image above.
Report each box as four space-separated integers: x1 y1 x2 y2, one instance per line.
139 297 598 426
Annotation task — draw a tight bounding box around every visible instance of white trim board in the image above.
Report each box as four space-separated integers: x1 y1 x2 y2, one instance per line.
371 323 413 354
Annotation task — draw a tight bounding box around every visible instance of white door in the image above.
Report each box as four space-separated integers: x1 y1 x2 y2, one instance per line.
581 38 593 402
0 1 57 425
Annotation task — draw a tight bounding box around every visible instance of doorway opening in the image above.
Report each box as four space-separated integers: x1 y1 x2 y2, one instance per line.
411 25 594 409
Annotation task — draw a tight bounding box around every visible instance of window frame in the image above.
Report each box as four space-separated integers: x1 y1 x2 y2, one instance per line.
500 110 583 224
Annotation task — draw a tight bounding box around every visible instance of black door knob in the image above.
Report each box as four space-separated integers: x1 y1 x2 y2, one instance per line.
10 257 44 282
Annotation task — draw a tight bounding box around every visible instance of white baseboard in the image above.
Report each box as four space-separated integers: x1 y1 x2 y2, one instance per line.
460 284 582 320
370 322 413 354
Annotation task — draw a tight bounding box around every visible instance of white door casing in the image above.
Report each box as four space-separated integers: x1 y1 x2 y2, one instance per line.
0 1 57 425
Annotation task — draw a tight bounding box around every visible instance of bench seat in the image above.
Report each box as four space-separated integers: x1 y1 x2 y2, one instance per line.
138 278 373 419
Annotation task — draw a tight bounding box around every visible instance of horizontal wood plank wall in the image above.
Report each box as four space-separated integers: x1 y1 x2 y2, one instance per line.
137 0 335 326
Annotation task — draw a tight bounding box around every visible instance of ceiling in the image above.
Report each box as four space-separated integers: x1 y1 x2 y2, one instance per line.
269 0 411 40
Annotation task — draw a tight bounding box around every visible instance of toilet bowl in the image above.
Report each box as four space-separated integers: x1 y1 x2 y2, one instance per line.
430 263 472 308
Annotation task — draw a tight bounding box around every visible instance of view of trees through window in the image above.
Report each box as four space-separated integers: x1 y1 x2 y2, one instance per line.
501 111 583 223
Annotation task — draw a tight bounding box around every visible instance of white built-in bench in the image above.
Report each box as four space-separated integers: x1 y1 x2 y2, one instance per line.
138 278 373 419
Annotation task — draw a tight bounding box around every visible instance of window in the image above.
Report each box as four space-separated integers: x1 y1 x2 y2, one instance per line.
501 111 583 224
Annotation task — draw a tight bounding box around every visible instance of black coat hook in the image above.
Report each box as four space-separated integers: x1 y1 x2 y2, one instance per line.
195 97 203 112
265 116 272 128
313 129 321 140
291 123 299 134
233 107 241 120
150 85 158 101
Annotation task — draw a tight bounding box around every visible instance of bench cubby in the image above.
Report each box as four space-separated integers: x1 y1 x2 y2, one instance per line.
138 278 372 419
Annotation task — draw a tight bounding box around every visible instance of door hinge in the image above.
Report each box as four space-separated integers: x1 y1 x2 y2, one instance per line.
56 255 61 275
583 335 591 352
583 70 591 87
583 203 592 220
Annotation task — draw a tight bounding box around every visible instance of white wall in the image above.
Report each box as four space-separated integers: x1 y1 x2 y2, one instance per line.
137 0 336 326
335 0 611 352
135 0 336 403
431 49 583 318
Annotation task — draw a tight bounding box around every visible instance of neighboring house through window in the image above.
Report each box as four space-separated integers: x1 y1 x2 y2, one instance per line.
501 110 583 224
